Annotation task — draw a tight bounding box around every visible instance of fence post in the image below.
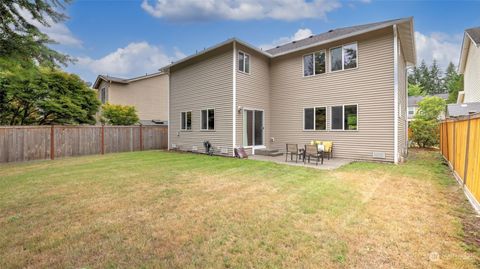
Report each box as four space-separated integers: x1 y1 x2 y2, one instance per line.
50 125 55 160
101 124 105 155
463 115 472 186
139 124 143 151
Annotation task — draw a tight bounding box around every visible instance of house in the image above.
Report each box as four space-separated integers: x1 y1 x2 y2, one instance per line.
161 18 416 163
92 72 169 125
408 94 448 122
458 26 480 104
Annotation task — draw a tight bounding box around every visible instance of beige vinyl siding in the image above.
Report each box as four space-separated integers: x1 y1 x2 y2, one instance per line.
169 45 233 154
108 74 169 121
269 28 395 162
397 37 408 158
235 44 271 154
464 42 480 103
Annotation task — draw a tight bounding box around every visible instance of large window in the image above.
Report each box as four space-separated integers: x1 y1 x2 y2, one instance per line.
304 107 326 130
238 51 250 73
303 51 326 76
181 111 192 130
330 43 358 72
331 105 358 130
201 109 215 130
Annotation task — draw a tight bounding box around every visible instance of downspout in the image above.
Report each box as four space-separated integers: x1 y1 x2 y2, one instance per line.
167 69 171 150
393 25 399 164
232 41 237 156
405 66 409 155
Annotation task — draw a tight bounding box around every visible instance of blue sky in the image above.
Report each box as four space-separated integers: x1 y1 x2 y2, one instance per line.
41 0 480 83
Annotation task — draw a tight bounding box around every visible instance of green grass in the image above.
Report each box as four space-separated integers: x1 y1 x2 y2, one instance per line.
0 149 478 268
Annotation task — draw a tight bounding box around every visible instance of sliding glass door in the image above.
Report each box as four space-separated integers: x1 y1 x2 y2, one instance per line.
243 109 264 147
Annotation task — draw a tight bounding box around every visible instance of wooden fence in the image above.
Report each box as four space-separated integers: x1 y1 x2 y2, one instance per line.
440 113 480 211
0 125 168 163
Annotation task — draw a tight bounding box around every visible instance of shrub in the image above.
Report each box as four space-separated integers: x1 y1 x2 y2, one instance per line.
101 103 139 125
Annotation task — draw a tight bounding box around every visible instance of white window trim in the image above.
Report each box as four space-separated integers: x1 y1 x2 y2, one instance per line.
302 50 326 77
238 50 250 74
330 104 359 132
180 111 192 131
303 106 327 131
329 42 358 73
200 108 216 131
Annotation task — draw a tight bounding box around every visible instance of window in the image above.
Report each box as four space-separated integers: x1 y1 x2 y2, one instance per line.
238 51 250 73
330 43 358 72
201 109 215 130
100 88 106 104
331 105 358 131
303 51 326 76
304 107 326 130
181 111 192 130
408 107 415 115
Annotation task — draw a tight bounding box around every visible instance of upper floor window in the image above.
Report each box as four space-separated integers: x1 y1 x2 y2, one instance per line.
181 111 192 130
201 109 215 130
303 51 326 76
100 88 106 104
330 43 358 72
238 51 250 73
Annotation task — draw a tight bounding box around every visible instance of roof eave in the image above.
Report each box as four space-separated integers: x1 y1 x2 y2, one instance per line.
270 17 412 58
159 38 272 72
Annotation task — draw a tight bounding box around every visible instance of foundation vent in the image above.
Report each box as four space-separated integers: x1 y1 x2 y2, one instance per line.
372 152 386 159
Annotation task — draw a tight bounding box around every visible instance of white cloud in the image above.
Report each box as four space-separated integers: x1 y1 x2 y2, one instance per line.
141 0 342 21
259 28 313 50
16 6 82 47
415 31 462 70
74 42 182 79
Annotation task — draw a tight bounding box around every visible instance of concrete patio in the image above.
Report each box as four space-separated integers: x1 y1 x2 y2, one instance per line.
249 154 353 170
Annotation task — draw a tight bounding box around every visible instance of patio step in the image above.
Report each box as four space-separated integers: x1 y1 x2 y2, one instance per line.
255 149 283 157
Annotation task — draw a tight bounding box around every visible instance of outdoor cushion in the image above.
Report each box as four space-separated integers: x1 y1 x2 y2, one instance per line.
322 141 333 152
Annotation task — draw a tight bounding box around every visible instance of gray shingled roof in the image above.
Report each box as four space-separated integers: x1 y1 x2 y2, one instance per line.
266 18 409 56
447 102 480 117
408 94 449 107
466 27 480 46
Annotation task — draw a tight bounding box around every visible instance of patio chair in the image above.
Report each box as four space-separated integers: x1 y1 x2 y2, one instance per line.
285 144 300 163
304 144 323 165
322 141 333 160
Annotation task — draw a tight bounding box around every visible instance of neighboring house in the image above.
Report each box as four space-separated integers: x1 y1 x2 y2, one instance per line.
458 26 480 104
162 18 416 163
447 27 480 117
407 94 448 122
93 72 169 125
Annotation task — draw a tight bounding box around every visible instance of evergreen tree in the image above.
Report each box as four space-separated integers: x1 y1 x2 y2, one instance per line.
0 0 72 67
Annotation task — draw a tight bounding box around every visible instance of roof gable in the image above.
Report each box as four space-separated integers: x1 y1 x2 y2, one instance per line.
161 17 416 71
458 26 480 74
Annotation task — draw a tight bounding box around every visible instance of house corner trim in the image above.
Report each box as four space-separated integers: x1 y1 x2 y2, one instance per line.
393 24 399 164
232 41 237 156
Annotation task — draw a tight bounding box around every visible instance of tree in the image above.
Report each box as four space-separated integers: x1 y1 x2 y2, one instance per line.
446 74 464 104
408 84 424 96
101 103 139 125
429 60 445 94
410 96 446 148
0 65 100 125
443 62 464 104
0 0 72 67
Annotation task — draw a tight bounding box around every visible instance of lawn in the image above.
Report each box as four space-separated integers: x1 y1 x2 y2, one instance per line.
0 150 479 268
